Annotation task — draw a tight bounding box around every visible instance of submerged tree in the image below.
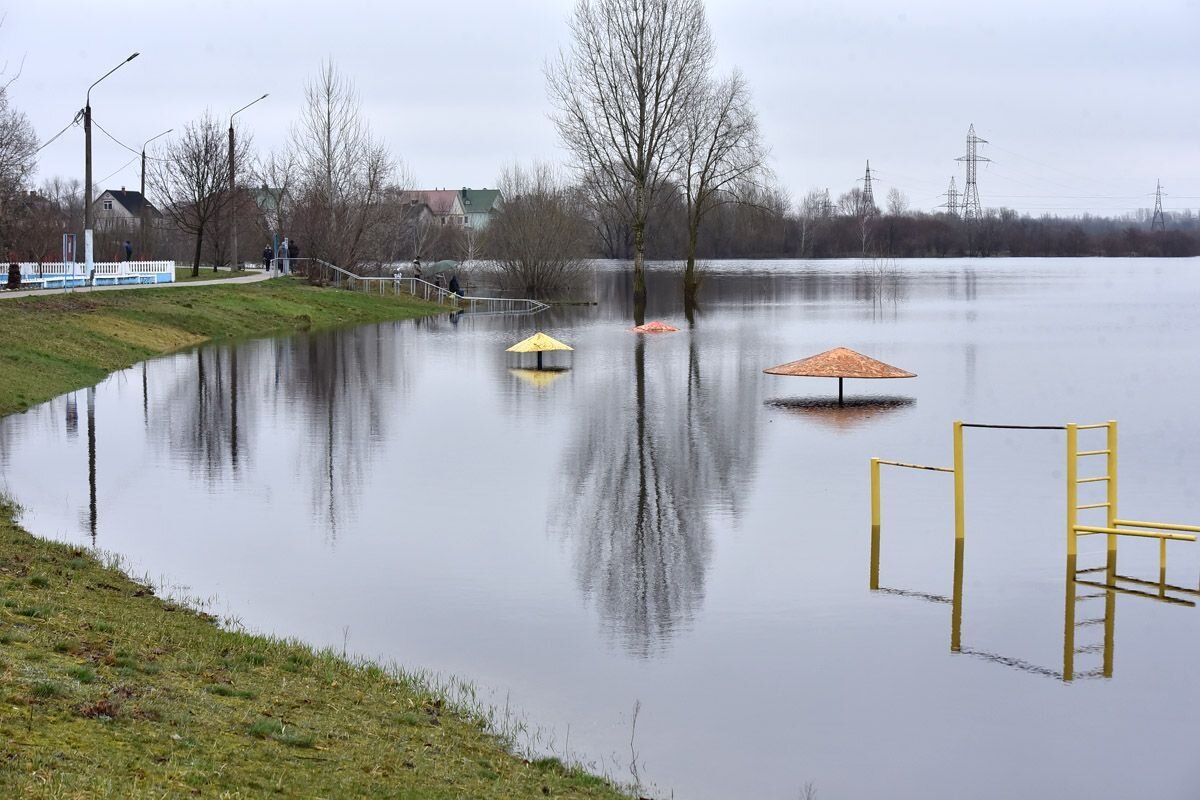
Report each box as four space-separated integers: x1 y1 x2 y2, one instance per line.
548 0 713 309
484 163 590 297
678 69 767 294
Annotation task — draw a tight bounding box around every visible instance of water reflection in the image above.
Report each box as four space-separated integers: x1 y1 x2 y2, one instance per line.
556 331 760 656
765 396 915 431
875 539 1200 682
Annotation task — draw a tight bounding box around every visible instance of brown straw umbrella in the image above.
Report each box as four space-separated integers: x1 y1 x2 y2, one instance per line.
763 347 915 405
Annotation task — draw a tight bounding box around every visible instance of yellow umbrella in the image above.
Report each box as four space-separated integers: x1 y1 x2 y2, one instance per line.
506 332 574 370
509 368 569 388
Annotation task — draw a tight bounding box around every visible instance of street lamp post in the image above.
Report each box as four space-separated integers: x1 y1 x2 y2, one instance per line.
229 93 268 272
139 128 172 259
84 52 139 283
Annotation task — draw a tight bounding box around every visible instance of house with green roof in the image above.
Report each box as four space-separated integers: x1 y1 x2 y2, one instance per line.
458 187 503 230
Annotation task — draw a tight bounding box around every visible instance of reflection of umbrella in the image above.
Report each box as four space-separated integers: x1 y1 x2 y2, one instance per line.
506 331 574 370
765 396 915 431
764 347 915 405
632 320 679 333
509 368 569 388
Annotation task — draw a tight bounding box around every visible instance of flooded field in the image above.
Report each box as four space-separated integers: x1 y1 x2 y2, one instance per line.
2 257 1199 799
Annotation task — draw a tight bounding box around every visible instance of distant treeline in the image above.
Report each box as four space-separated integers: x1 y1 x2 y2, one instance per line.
593 186 1200 259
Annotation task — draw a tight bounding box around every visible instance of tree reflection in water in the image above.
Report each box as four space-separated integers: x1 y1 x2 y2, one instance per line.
556 326 760 657
149 325 408 540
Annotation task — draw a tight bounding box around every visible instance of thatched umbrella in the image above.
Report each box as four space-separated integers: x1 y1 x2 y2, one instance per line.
506 332 574 370
632 320 679 333
764 347 915 405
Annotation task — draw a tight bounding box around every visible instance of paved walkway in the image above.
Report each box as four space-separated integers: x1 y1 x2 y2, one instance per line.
0 270 273 301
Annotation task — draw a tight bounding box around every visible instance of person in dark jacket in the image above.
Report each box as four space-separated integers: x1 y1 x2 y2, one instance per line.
262 245 274 271
124 240 133 261
449 274 462 296
288 240 299 267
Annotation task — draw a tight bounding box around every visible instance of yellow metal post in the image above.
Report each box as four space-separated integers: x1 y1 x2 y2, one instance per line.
870 458 881 590
953 421 965 543
1066 424 1078 558
1103 586 1116 678
1106 421 1118 581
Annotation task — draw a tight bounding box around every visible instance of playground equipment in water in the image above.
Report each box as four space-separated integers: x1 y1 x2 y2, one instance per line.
869 420 1200 681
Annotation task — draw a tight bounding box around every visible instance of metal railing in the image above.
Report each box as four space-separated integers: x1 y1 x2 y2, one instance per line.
282 258 548 315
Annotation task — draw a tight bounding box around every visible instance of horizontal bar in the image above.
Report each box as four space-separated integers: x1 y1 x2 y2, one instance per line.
1114 519 1200 534
1075 617 1106 627
1075 525 1196 541
960 423 1066 430
1075 578 1196 607
1076 450 1111 457
1075 423 1113 430
1076 476 1110 484
875 460 954 473
1113 574 1200 596
1074 566 1108 574
1076 502 1111 510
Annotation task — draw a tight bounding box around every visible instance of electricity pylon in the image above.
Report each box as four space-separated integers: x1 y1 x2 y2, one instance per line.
955 124 989 222
1151 180 1166 231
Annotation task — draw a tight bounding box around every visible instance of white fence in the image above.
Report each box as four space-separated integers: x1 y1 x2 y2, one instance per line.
11 261 175 289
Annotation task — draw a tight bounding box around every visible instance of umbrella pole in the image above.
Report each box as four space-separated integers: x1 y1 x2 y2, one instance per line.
839 377 844 406
537 351 543 370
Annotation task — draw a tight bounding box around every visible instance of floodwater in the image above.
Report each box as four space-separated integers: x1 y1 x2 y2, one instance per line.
3 257 1200 799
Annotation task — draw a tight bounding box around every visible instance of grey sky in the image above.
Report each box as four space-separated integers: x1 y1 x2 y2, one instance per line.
9 0 1200 217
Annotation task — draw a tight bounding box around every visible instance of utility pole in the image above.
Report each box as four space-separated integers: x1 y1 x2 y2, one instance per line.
940 176 960 216
139 128 172 258
1150 180 1166 231
83 53 139 231
229 94 268 271
956 123 989 223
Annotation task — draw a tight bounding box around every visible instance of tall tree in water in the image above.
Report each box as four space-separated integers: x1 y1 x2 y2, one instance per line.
548 0 713 318
677 69 767 296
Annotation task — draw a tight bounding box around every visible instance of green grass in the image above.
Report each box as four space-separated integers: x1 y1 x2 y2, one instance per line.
0 482 625 799
0 277 446 417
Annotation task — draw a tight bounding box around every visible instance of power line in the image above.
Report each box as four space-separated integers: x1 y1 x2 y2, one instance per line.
91 116 170 161
35 112 82 153
94 155 139 186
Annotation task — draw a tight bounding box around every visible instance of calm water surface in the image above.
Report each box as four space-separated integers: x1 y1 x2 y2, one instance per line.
3 257 1200 799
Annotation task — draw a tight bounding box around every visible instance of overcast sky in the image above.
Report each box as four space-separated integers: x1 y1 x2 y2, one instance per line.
8 0 1200 217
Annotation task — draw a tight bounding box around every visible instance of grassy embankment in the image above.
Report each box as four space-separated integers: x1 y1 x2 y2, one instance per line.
0 280 627 798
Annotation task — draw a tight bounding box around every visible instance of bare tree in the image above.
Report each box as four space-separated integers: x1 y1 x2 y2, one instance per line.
886 187 909 216
290 60 404 270
484 163 590 297
0 71 37 259
148 112 250 276
678 69 767 292
548 0 713 307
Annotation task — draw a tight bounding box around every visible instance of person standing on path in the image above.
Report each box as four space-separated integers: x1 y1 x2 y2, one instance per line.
262 245 274 272
288 240 299 275
124 240 133 261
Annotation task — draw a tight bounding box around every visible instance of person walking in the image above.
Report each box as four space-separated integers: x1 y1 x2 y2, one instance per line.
262 244 274 272
412 257 422 281
123 240 133 261
449 274 462 297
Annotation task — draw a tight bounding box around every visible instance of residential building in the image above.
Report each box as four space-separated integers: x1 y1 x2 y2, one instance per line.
91 188 161 231
401 190 466 226
458 187 504 229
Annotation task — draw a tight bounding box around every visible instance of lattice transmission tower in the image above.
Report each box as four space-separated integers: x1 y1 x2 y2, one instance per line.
955 124 989 222
940 176 960 216
860 160 877 216
1151 180 1166 231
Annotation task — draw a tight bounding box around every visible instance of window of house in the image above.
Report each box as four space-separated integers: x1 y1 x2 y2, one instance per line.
103 200 113 210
